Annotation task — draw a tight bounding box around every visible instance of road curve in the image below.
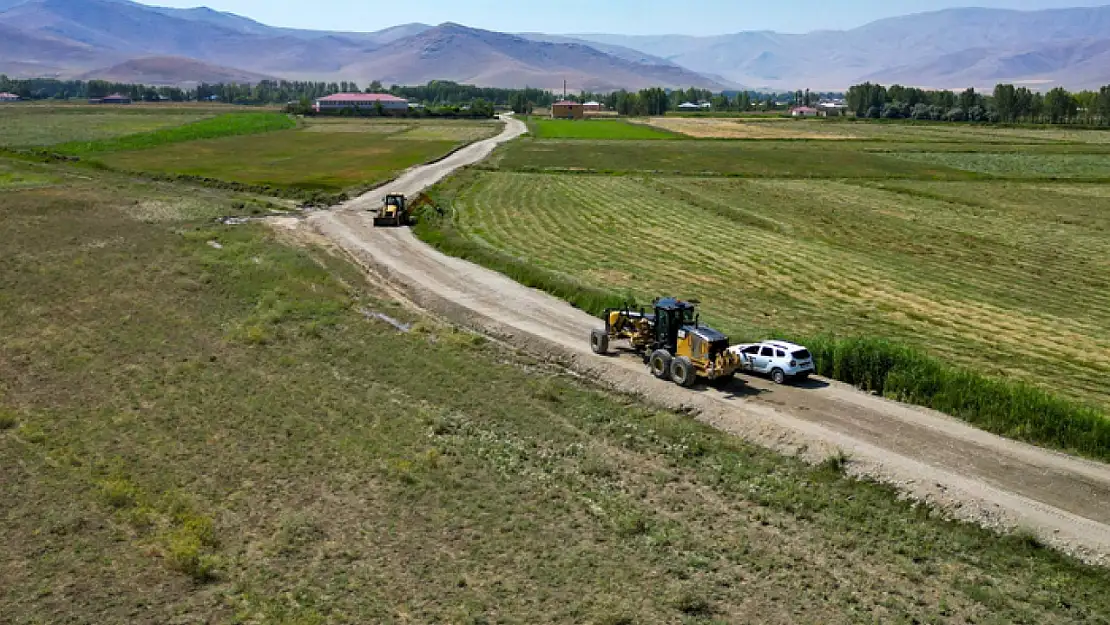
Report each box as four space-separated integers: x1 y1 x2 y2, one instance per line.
304 114 1110 564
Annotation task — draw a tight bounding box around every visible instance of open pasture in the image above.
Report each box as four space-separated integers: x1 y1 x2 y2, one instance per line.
3 157 1109 623
94 117 500 193
436 169 1110 410
0 107 212 147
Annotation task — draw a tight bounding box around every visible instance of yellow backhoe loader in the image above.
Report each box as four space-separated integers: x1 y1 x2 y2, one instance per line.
373 193 408 227
590 298 747 387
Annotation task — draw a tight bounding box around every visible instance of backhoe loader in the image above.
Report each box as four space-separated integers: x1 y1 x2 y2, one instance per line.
373 193 408 227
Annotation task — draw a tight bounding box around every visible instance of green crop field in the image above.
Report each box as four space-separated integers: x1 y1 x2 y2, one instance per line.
4 153 1110 624
94 117 499 194
0 107 213 147
53 112 296 155
420 125 1110 458
527 117 683 139
491 139 985 179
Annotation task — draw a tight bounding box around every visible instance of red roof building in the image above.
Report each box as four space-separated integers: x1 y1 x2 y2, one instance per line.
314 93 409 112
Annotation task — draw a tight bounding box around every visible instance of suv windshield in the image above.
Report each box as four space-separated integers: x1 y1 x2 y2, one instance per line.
792 349 811 360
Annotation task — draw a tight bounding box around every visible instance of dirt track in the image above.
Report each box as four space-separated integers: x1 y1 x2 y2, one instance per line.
300 115 1110 564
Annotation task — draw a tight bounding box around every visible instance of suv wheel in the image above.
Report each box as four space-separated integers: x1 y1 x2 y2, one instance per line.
771 368 786 385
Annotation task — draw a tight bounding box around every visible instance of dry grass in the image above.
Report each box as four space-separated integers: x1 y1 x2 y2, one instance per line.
4 160 1110 623
642 117 858 139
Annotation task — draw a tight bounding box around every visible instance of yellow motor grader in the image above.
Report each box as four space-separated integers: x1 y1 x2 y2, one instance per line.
589 298 746 387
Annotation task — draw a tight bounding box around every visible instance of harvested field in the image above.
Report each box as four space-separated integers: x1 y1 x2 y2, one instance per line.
642 116 859 139
433 170 1110 412
303 118 501 142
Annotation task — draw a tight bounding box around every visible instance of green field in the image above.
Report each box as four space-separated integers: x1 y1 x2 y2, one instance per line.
94 117 500 194
527 117 683 139
0 107 213 147
491 139 987 179
4 154 1110 623
54 112 296 155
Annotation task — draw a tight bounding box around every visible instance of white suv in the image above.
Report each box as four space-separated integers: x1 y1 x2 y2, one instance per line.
730 340 815 384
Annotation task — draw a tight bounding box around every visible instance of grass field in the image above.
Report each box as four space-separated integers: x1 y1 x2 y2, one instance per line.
527 117 683 139
53 112 296 155
0 107 213 147
491 139 986 179
94 117 500 194
4 154 1110 623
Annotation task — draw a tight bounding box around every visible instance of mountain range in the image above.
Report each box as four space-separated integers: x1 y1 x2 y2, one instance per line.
2 0 1110 91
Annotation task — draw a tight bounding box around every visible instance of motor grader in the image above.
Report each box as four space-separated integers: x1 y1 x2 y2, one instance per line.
373 193 408 227
589 297 747 387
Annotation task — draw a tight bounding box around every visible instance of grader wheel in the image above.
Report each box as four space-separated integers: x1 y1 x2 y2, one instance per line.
649 349 673 380
590 329 609 355
670 356 696 388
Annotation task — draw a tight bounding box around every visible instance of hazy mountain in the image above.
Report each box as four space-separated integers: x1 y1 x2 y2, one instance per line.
339 23 723 91
78 55 278 85
516 32 683 69
572 6 1110 89
4 1 1110 90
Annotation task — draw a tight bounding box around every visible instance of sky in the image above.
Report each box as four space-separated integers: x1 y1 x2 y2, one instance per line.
139 0 1110 35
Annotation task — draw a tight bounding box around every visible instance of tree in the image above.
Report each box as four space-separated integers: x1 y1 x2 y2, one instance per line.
993 84 1016 123
1098 86 1110 125
1044 87 1077 123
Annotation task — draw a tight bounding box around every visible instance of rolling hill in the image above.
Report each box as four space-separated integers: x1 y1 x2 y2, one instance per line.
340 23 724 91
77 56 278 85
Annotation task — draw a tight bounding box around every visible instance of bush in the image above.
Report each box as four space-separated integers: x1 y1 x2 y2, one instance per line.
801 335 1110 461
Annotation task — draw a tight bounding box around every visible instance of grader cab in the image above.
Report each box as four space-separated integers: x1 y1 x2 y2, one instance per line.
590 298 746 388
373 193 408 227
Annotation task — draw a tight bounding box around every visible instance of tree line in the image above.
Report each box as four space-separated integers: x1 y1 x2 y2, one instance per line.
542 87 843 115
847 82 1110 124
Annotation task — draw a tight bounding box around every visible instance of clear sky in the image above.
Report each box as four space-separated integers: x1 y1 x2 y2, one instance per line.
140 0 1110 35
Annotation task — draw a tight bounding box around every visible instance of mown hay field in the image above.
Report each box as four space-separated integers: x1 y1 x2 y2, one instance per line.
438 140 1110 412
4 154 1110 623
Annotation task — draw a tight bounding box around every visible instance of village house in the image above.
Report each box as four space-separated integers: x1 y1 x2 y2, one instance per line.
0 92 21 102
551 100 585 120
89 93 133 104
582 100 605 112
791 106 818 117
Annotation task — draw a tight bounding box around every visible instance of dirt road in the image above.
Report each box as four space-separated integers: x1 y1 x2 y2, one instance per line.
303 114 1110 564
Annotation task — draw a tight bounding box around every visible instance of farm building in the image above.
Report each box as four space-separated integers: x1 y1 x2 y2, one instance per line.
551 100 585 120
678 101 712 111
314 93 409 113
0 92 21 102
582 101 605 112
791 106 818 117
89 94 133 104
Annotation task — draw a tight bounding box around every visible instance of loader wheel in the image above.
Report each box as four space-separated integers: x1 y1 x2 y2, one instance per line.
590 329 609 355
649 350 672 380
670 357 696 388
